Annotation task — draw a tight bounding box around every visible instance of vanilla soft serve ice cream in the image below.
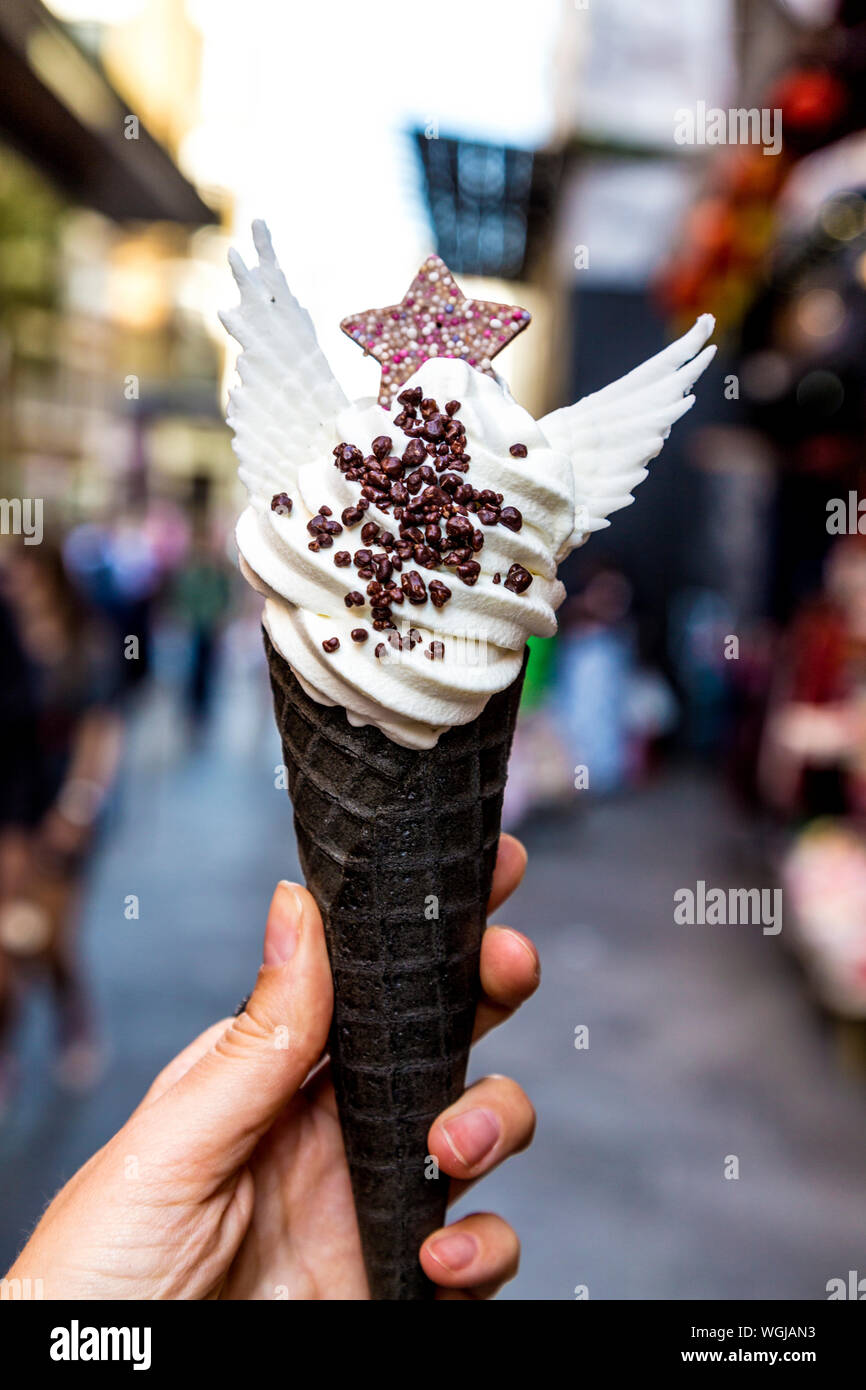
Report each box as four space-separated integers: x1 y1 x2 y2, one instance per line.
223 224 715 748
237 358 574 748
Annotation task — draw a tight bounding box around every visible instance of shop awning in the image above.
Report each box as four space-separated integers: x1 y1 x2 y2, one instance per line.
0 0 216 225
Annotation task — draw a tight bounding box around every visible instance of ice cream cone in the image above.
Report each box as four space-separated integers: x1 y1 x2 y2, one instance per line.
222 220 715 1301
264 629 526 1300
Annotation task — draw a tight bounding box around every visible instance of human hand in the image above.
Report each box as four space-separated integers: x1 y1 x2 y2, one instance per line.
5 835 538 1300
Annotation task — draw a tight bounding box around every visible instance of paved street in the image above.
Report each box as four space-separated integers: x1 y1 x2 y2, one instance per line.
2 654 865 1300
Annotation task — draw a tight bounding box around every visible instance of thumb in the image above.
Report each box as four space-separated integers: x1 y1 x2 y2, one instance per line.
152 880 333 1178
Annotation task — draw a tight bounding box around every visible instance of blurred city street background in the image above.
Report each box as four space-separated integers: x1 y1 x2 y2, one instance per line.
3 0 866 1299
3 674 866 1299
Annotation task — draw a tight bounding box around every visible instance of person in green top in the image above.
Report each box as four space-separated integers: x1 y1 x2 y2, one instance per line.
172 528 232 724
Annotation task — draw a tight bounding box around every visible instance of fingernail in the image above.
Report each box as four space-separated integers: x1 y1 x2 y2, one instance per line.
427 1232 477 1272
263 881 301 966
440 1106 500 1168
500 927 541 980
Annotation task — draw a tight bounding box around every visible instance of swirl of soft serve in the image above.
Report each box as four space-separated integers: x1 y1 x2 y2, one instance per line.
223 223 716 749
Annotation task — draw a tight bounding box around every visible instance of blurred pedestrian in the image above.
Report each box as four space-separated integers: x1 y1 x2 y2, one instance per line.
171 525 231 727
0 542 122 1097
552 568 636 795
760 537 866 819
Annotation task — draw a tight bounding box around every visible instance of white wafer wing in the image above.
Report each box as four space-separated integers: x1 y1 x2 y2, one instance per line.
219 221 348 507
540 314 716 555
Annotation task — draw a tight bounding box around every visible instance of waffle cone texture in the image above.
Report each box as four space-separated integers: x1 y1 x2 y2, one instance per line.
264 631 526 1300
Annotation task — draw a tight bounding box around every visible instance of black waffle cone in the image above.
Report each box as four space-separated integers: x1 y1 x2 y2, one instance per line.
264 631 526 1300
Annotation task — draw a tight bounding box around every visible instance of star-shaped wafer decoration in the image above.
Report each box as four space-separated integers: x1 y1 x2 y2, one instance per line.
340 254 531 408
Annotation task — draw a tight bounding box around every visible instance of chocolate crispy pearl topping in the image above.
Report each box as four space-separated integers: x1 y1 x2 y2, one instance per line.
310 390 534 657
271 491 293 515
504 563 532 594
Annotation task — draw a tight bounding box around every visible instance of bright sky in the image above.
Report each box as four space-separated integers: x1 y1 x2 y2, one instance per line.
49 0 562 394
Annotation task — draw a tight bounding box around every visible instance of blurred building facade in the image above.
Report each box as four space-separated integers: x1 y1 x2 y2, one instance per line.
0 0 235 538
